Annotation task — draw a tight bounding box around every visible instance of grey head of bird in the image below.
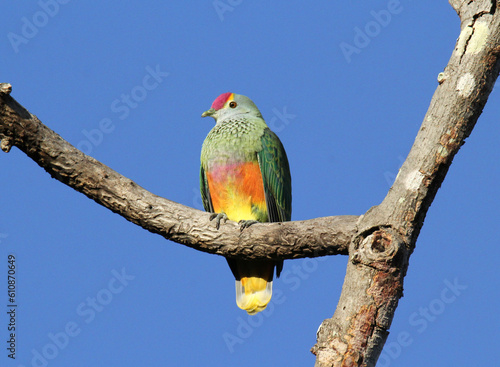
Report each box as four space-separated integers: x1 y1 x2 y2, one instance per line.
201 92 263 123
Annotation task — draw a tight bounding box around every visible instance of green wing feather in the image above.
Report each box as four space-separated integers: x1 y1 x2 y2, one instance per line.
200 165 213 213
258 128 291 278
258 128 292 223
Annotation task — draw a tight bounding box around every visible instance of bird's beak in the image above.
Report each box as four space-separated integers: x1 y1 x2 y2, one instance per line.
201 108 216 118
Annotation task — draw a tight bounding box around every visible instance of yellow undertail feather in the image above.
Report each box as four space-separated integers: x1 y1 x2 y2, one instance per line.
235 277 273 315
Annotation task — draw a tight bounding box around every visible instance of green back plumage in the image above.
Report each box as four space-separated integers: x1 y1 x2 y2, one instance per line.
257 128 292 223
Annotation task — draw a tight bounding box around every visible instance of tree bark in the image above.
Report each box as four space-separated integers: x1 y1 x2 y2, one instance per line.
313 1 500 365
0 1 498 366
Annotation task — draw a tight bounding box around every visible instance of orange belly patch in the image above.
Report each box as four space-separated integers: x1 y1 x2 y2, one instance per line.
206 161 266 222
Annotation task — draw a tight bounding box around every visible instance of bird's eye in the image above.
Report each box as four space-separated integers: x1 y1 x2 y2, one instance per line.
229 101 237 108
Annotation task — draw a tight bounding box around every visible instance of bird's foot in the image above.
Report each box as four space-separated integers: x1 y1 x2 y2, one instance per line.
238 220 259 232
209 212 228 230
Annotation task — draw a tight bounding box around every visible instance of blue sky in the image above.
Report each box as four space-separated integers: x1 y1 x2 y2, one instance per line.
1 1 499 366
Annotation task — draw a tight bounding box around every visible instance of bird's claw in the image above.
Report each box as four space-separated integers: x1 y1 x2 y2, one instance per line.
210 212 228 230
238 220 259 232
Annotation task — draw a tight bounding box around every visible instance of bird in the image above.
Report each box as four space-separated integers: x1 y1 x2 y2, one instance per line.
200 92 292 315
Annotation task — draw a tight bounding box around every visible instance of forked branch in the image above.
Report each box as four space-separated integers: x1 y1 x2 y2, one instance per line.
1 1 499 366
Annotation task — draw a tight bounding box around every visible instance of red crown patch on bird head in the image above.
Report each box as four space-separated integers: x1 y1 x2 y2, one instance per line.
211 92 234 110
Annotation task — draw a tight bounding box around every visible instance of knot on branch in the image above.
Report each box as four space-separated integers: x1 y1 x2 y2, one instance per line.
0 83 12 95
1 137 13 153
351 228 407 272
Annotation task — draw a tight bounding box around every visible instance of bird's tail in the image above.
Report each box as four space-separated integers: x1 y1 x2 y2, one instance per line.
227 259 277 315
235 277 273 315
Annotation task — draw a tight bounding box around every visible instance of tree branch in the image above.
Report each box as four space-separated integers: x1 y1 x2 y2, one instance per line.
313 1 500 365
0 86 355 260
